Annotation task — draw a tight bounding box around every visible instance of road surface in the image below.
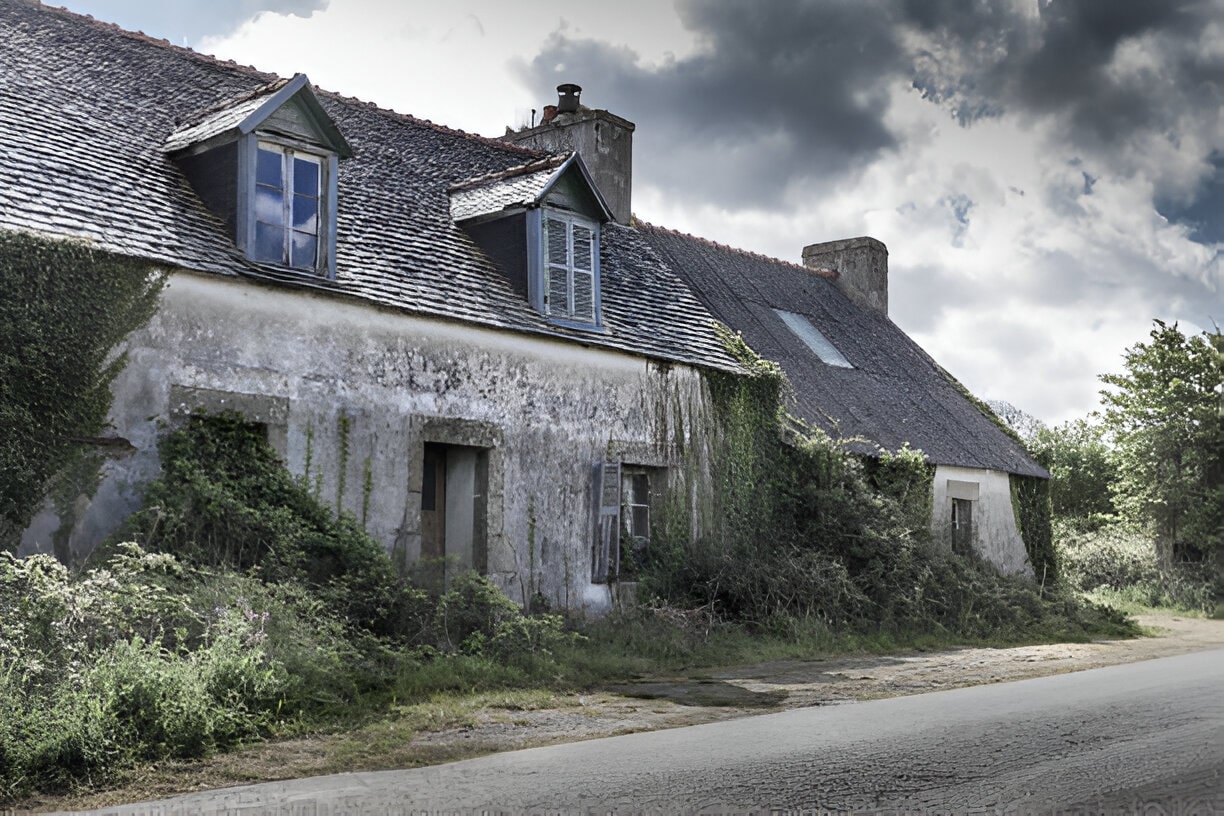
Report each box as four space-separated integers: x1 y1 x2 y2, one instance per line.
77 648 1224 814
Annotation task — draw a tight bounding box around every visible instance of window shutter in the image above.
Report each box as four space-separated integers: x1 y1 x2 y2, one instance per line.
591 461 621 583
571 224 594 321
545 217 570 315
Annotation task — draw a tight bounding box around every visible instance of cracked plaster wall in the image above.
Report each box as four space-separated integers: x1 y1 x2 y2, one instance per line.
18 271 714 615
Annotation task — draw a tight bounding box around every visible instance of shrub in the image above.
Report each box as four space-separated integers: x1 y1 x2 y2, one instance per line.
117 413 428 639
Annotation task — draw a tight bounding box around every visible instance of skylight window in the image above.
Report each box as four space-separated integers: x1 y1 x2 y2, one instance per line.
774 309 853 368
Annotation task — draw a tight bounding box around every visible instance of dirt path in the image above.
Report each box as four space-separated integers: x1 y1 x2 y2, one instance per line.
24 613 1224 813
417 613 1224 745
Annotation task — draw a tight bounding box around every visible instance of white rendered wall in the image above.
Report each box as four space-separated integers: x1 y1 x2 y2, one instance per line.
931 465 1033 577
19 271 715 615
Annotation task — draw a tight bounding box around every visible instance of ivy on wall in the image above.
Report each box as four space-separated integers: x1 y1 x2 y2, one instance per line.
1011 474 1057 586
0 232 165 551
646 325 943 628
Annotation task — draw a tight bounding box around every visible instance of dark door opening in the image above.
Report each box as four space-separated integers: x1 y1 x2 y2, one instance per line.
420 442 488 590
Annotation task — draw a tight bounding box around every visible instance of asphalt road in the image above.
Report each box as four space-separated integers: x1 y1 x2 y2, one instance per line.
78 648 1224 815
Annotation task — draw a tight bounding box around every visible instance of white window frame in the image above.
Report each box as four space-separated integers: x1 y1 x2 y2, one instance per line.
238 135 338 278
528 208 601 328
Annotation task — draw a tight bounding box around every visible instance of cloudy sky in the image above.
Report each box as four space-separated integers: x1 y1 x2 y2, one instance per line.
59 0 1223 424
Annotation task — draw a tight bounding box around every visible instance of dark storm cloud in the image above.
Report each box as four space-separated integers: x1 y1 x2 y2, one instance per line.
520 0 1224 221
1158 155 1224 244
519 0 910 207
66 0 327 45
907 0 1224 152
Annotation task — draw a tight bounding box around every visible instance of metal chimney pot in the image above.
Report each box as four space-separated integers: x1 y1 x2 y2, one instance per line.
556 83 582 113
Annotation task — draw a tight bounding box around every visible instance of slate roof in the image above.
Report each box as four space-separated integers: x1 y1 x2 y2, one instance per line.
0 1 740 374
449 156 570 222
163 80 290 153
638 225 1049 478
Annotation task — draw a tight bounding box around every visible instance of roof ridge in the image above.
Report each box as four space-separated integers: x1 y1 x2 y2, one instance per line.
36 2 545 160
635 220 813 274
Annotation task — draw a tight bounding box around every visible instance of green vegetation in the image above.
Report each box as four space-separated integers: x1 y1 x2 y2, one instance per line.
1099 321 1223 567
643 327 1127 641
2 394 1137 806
1034 320 1223 612
0 232 164 554
1 414 580 804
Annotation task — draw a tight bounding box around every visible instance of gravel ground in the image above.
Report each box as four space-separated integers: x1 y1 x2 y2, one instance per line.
415 613 1224 745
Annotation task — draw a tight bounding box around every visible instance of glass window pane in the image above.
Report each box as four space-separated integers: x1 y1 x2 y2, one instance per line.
290 231 317 269
572 270 594 321
547 267 569 316
255 185 284 226
293 156 320 198
254 222 283 263
257 147 282 188
546 218 569 266
292 194 318 233
573 225 592 270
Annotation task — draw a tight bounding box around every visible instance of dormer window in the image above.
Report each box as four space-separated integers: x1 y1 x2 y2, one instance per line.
544 211 597 323
449 152 612 331
254 143 323 270
166 74 352 279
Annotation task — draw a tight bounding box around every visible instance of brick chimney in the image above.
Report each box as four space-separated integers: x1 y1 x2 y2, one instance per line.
503 84 635 225
802 237 889 316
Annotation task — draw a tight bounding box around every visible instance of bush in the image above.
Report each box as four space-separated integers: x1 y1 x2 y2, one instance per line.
117 413 428 640
0 547 287 800
1056 522 1216 613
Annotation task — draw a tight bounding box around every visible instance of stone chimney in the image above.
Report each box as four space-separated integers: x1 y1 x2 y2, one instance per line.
503 84 635 225
801 237 889 316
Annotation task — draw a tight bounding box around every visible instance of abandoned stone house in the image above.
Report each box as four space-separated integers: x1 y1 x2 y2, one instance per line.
2 2 1046 611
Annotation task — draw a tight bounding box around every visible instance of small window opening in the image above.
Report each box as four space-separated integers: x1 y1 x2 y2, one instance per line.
620 469 652 579
951 497 974 555
593 462 660 583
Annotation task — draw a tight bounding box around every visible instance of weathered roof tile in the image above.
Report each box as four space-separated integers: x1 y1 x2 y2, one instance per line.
0 1 741 374
637 223 1048 477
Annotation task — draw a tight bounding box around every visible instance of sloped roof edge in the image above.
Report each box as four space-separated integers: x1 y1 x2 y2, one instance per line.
449 152 614 223
166 73 353 157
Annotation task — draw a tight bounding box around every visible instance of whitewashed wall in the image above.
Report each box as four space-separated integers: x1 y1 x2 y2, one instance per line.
19 271 716 615
930 465 1033 577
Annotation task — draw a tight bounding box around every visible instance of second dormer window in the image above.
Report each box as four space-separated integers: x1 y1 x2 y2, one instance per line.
254 143 322 271
544 212 597 323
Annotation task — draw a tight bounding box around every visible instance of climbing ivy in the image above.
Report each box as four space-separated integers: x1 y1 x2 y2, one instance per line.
0 232 164 551
1011 474 1057 587
644 324 1099 639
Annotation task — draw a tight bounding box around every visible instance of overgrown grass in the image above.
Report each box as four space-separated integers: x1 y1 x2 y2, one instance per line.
1055 520 1217 615
3 411 1142 807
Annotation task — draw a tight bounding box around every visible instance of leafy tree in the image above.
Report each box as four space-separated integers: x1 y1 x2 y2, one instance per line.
0 233 164 551
1099 320 1223 568
1030 418 1117 527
